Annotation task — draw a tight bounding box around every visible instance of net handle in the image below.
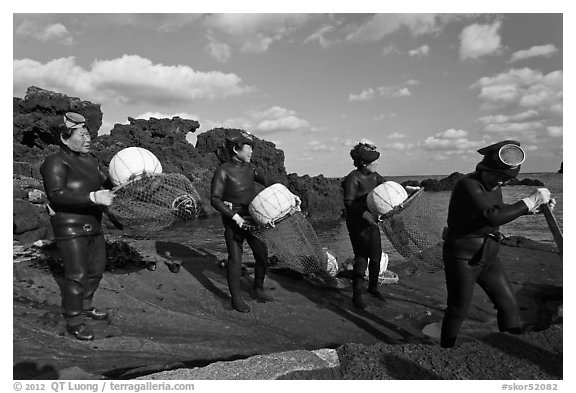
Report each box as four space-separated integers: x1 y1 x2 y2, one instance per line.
247 207 300 232
111 173 166 192
378 187 425 221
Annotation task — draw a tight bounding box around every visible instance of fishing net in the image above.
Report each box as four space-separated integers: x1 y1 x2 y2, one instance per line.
107 173 202 232
378 189 444 270
251 210 340 287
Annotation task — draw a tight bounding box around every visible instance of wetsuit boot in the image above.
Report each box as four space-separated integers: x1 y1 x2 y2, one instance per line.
352 257 368 309
367 260 385 301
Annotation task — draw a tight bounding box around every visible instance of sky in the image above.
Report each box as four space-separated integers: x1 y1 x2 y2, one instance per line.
11 6 565 178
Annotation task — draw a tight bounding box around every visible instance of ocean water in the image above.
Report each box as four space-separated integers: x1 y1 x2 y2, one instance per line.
161 172 562 265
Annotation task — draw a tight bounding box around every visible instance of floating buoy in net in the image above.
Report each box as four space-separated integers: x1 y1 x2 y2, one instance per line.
249 183 296 226
364 252 389 278
109 147 163 186
325 250 339 277
367 181 408 216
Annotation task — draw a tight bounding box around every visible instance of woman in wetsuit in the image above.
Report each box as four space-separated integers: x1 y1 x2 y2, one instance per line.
40 112 115 341
342 142 387 309
210 131 274 313
441 140 553 348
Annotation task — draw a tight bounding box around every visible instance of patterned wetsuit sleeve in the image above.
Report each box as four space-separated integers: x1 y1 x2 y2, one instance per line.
210 167 235 218
40 155 93 208
462 178 528 227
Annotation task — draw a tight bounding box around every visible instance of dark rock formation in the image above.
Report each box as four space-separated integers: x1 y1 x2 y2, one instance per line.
287 174 344 221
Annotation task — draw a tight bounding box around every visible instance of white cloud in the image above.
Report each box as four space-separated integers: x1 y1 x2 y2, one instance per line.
509 44 558 63
439 129 468 139
309 140 335 152
546 126 563 137
13 55 249 106
349 88 377 102
483 121 544 134
203 14 309 54
349 85 411 102
408 44 430 58
304 25 338 48
459 20 503 60
477 110 540 124
422 129 483 151
198 106 313 136
381 45 399 56
15 20 74 45
387 132 405 139
347 14 442 42
472 68 563 115
205 40 232 63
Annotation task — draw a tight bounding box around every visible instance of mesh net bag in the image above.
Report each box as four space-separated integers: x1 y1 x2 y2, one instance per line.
251 211 339 287
378 189 444 270
107 173 202 232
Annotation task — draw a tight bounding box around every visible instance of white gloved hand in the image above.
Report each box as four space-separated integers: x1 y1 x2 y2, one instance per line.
232 214 246 228
405 185 421 194
362 210 379 226
530 198 557 214
90 190 115 206
293 194 302 212
521 188 551 213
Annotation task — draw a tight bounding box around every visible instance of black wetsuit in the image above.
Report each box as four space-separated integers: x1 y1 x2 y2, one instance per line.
441 171 529 347
342 168 385 292
210 157 271 301
40 145 113 327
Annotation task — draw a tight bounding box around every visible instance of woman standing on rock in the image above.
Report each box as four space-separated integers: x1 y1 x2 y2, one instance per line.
210 131 275 313
40 112 115 341
342 142 388 309
441 140 554 348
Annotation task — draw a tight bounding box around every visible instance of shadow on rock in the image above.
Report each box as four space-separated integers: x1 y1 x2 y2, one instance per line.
269 268 428 345
14 362 59 380
155 240 229 302
480 331 563 379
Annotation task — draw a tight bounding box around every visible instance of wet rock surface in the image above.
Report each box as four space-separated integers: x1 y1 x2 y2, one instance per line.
13 235 562 380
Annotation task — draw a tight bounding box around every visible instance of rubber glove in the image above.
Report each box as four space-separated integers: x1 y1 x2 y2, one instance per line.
521 188 551 213
90 190 115 206
530 198 557 214
362 210 379 226
405 185 421 194
293 194 302 211
232 213 246 228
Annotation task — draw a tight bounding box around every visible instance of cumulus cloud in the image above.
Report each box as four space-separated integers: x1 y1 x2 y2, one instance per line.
388 132 405 139
197 106 313 137
13 55 249 106
203 14 309 55
205 40 232 63
459 20 503 60
347 14 442 42
509 44 558 63
472 68 563 116
477 110 540 124
304 25 338 48
546 126 563 137
349 84 412 102
483 121 544 134
409 44 430 58
309 140 336 152
15 21 74 45
422 129 484 151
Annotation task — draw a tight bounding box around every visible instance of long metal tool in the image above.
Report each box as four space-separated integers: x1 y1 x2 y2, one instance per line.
541 204 563 254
